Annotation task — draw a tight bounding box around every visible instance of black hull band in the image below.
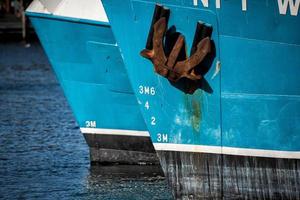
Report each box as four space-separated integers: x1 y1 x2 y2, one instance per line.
83 133 159 165
157 150 300 200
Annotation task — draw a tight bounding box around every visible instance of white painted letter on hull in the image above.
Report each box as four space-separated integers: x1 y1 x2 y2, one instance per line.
216 0 221 8
242 0 247 11
193 0 208 7
278 0 300 16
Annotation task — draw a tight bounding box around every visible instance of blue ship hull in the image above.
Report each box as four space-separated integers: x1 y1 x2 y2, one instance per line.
26 12 158 164
102 0 300 198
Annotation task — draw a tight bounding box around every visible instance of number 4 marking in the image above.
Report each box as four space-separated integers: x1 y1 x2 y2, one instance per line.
145 101 150 110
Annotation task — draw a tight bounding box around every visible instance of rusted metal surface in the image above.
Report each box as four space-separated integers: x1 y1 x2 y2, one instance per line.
140 4 213 94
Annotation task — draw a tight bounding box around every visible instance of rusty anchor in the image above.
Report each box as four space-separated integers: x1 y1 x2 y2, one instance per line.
140 5 213 94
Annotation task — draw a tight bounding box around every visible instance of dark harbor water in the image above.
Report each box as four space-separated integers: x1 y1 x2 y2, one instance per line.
0 41 173 200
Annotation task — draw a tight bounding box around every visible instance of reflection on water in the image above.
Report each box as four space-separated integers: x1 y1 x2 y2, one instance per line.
0 41 172 200
86 165 171 200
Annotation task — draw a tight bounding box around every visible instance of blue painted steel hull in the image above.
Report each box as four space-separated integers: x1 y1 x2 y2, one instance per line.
27 13 157 164
102 0 300 198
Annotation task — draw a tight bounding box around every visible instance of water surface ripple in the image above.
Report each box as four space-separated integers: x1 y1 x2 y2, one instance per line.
0 42 172 200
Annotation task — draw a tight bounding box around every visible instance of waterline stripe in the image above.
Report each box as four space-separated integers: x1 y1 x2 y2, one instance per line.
80 128 150 137
153 143 300 159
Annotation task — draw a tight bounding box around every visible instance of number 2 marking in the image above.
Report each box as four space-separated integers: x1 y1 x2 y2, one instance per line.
151 117 156 125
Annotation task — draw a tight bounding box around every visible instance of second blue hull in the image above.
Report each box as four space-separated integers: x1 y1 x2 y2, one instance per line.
27 12 157 164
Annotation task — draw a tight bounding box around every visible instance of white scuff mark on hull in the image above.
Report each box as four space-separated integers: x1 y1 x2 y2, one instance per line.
137 99 142 105
211 60 221 80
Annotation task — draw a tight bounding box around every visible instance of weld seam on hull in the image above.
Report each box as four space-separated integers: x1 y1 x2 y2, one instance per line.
153 143 300 159
80 128 150 137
